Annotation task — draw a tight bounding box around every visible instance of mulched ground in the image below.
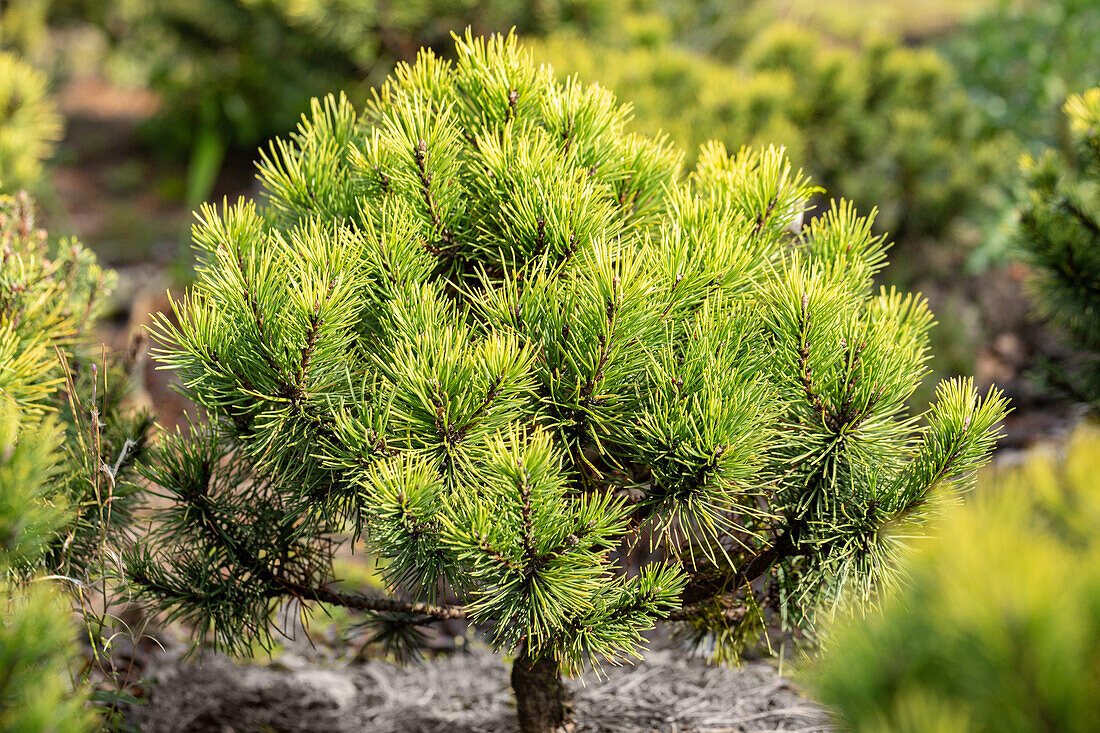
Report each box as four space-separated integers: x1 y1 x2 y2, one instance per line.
136 645 829 733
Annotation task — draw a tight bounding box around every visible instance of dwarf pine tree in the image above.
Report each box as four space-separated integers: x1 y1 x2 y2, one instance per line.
1017 87 1100 410
131 33 1008 732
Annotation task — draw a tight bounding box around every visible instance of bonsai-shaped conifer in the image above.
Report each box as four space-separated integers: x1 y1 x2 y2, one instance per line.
130 33 1008 732
1016 87 1100 410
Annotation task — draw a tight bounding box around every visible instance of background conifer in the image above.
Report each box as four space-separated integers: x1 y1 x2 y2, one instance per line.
1016 87 1100 410
0 189 152 729
0 51 60 195
0 191 150 580
0 407 94 733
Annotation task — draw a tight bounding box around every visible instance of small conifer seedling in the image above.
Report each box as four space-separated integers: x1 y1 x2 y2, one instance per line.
131 33 1008 732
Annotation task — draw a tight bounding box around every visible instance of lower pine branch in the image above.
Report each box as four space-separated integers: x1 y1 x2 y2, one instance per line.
679 530 796 606
277 538 794 630
666 605 746 623
273 577 468 620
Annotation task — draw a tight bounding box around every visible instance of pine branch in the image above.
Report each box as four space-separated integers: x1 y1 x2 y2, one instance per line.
475 534 526 574
752 193 780 236
373 165 391 195
505 88 519 124
1058 195 1100 239
274 578 468 620
414 138 456 256
278 575 748 625
679 530 796 608
796 294 838 431
453 373 505 443
893 414 972 521
835 339 866 424
666 605 747 623
579 275 620 406
518 469 536 561
293 312 322 400
234 252 286 381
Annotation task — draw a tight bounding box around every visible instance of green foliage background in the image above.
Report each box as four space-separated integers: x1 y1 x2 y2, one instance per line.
535 22 1010 260
943 0 1100 154
55 0 620 203
0 50 61 195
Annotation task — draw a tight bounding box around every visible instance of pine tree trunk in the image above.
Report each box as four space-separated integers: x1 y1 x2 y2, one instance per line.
511 647 571 733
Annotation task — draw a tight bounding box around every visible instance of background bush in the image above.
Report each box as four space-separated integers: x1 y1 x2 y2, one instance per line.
808 422 1100 732
0 192 150 580
0 407 94 733
56 0 621 203
0 188 153 728
1015 87 1100 410
0 50 61 194
0 191 117 732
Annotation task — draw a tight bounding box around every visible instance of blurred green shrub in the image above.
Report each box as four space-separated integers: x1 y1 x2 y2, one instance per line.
621 0 770 58
927 0 1100 268
0 190 151 581
0 50 61 194
0 0 52 56
808 422 1100 732
60 0 620 204
535 23 1011 264
1015 87 1100 410
0 408 94 733
0 189 152 729
944 0 1100 153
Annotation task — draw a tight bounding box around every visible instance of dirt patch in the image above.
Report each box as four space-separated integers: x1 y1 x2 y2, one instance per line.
136 647 828 733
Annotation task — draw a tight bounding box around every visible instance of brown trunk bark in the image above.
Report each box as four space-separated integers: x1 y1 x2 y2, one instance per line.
511 647 571 733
